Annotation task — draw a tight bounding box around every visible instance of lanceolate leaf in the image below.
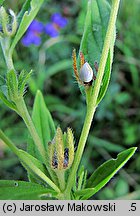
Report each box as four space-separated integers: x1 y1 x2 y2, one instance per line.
79 0 115 103
87 0 111 66
27 90 57 184
0 180 57 200
28 90 56 160
82 147 137 200
10 0 44 53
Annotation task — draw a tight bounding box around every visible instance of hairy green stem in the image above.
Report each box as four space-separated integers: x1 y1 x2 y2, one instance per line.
55 170 65 191
65 0 120 196
64 105 96 197
0 38 14 70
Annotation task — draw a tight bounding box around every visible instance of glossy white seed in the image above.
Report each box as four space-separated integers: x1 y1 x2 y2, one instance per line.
79 62 93 82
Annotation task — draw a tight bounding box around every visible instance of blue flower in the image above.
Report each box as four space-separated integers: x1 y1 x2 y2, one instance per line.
45 13 68 38
22 33 41 46
28 20 44 33
22 14 68 45
21 20 44 46
44 23 59 38
51 13 68 28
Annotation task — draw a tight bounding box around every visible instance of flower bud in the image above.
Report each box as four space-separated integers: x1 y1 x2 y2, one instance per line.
80 62 93 83
0 6 17 37
55 127 64 170
48 127 74 171
72 49 96 86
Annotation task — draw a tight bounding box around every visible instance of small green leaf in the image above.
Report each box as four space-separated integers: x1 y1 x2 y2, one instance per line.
77 166 87 191
18 70 32 96
10 0 44 53
28 90 56 161
0 91 17 111
84 147 137 199
6 69 18 101
0 72 18 110
0 180 57 200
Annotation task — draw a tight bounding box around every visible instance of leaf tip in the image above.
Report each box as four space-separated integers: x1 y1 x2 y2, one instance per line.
36 90 43 99
130 147 137 154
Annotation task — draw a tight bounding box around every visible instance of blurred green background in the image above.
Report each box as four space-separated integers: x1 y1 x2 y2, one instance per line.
0 0 140 199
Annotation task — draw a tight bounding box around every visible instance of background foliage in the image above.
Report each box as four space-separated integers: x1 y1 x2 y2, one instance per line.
0 0 140 199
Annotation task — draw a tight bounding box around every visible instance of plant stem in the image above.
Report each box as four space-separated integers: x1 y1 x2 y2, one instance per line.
55 170 65 191
65 0 120 195
65 104 96 196
0 38 15 70
15 97 47 163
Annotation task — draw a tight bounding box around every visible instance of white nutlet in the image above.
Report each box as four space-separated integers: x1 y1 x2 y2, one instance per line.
79 62 93 83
